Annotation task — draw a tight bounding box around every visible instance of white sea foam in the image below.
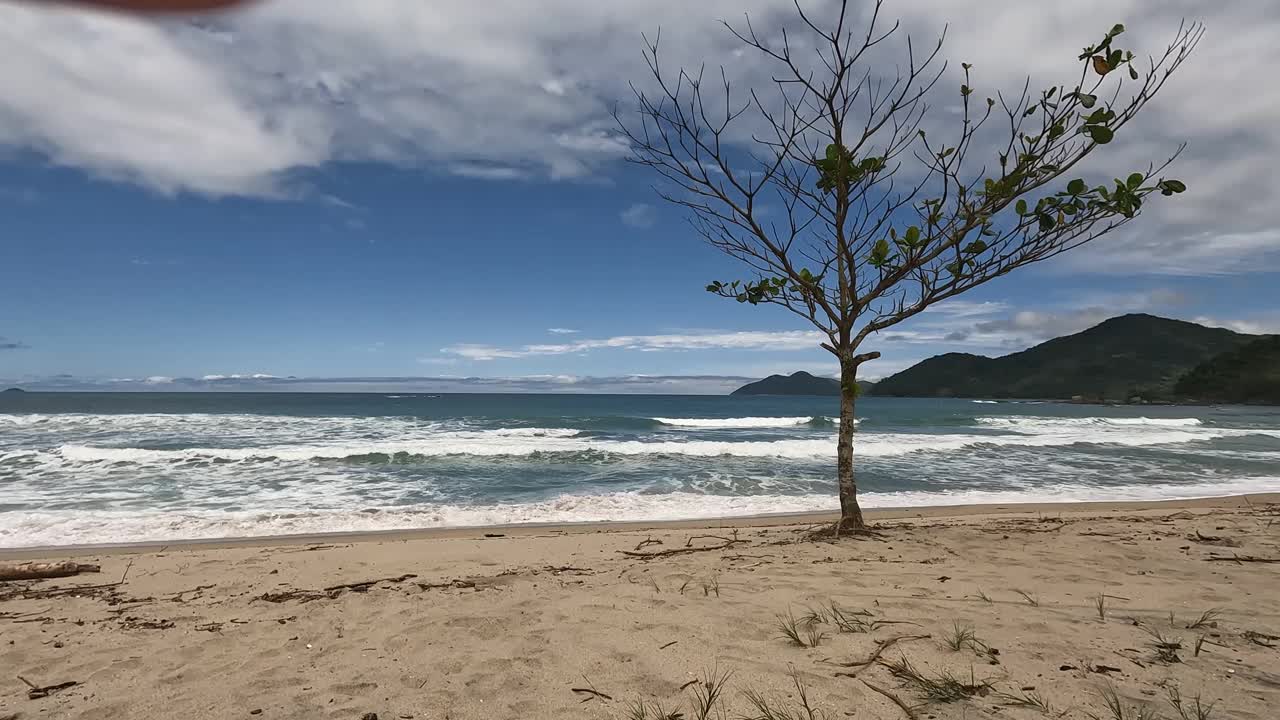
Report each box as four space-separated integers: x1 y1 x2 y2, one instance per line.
655 416 825 428
5 476 1279 548
978 416 1204 428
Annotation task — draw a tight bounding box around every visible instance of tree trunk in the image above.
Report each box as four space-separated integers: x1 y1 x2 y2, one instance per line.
836 355 866 532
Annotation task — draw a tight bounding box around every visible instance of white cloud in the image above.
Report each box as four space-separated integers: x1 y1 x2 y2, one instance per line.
1191 316 1280 335
547 328 580 334
0 1 1276 276
4 373 756 395
620 203 657 229
200 373 280 381
144 376 174 384
443 329 827 360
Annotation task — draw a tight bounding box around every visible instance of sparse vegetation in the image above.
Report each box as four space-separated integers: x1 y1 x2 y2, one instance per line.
689 668 732 720
942 621 978 652
777 610 827 648
882 655 991 703
997 688 1058 715
1094 594 1108 620
1167 686 1216 720
1142 624 1184 663
742 668 829 720
1014 589 1040 607
1185 608 1222 630
1089 684 1161 720
971 588 993 603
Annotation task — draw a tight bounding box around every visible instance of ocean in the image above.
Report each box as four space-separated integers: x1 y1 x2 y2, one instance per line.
2 392 1279 548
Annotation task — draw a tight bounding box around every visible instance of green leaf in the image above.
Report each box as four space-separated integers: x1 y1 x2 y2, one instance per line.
1067 178 1086 195
1039 213 1057 232
1109 23 1126 38
1077 93 1097 109
904 226 921 245
1159 179 1187 196
961 84 972 97
1015 199 1028 215
1127 172 1145 190
1087 125 1115 144
963 239 988 254
1129 65 1139 80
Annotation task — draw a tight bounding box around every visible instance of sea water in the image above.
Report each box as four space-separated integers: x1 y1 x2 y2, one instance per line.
2 392 1278 547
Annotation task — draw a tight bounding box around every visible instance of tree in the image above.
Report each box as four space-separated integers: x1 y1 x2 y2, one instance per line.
616 1 1202 532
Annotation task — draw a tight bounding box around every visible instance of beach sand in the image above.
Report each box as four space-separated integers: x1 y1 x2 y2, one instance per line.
3 495 1278 719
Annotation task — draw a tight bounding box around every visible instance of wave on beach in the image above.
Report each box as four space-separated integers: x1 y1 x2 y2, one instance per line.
5 399 1280 547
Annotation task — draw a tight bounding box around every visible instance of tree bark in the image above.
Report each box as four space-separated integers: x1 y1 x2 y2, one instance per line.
0 561 101 582
836 355 866 532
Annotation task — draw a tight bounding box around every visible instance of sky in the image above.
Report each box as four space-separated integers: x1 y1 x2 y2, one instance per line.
1 0 1278 393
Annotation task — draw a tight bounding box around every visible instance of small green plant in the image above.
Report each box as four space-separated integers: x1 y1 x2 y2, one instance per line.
882 656 991 703
700 575 721 598
943 621 978 652
1014 589 1040 607
1185 608 1222 630
1167 686 1216 720
777 610 826 648
626 699 683 720
689 667 732 720
1088 684 1160 720
971 587 993 603
799 605 829 628
1142 624 1183 663
741 668 828 720
996 688 1057 715
1094 594 1107 620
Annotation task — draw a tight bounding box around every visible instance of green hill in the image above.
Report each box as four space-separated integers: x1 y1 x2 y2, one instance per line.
731 371 875 396
1174 335 1280 404
872 314 1256 401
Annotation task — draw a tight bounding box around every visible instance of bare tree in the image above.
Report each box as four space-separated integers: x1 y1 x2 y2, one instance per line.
616 1 1202 532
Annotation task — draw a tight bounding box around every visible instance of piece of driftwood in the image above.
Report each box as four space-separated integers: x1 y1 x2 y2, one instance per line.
861 680 918 719
617 539 745 559
18 675 78 700
0 562 100 582
826 634 931 674
1205 554 1280 564
323 574 417 593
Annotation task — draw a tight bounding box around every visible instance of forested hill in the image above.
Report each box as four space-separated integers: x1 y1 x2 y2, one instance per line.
1174 335 1280 404
871 314 1256 401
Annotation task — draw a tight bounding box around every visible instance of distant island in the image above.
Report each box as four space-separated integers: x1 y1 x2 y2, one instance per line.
871 314 1273 403
1 387 25 394
731 371 874 397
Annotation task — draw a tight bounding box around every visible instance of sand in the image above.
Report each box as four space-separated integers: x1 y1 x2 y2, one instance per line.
2 494 1278 720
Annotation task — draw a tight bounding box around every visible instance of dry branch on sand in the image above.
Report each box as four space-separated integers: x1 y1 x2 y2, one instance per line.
0 562 100 582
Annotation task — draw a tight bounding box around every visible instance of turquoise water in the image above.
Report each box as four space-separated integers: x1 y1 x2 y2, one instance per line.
2 392 1279 547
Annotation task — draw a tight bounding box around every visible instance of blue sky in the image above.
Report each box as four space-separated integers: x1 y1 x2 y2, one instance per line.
2 0 1278 393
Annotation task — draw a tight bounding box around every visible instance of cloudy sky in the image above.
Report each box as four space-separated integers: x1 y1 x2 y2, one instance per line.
1 0 1278 393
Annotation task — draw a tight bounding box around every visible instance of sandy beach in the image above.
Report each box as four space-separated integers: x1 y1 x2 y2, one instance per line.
3 495 1278 720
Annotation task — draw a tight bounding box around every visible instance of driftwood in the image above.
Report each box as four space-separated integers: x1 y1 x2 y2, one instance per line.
617 538 745 559
861 680 918 719
0 562 100 582
827 634 931 675
18 675 78 700
324 574 417 593
1205 554 1280 564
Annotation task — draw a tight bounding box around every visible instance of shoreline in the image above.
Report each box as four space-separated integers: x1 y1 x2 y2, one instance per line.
3 492 1273 559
